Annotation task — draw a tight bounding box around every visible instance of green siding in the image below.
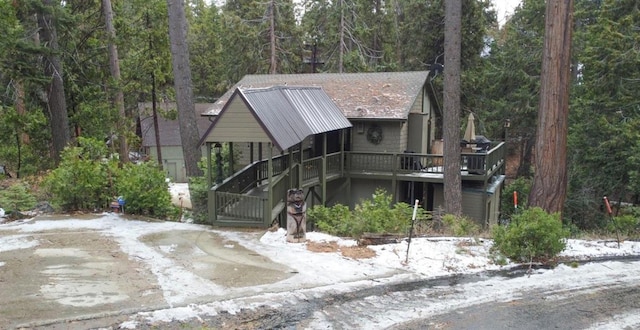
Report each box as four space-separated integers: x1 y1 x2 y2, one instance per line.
407 113 428 154
432 184 489 226
409 88 424 114
349 178 393 208
352 121 404 153
147 146 208 183
204 97 272 144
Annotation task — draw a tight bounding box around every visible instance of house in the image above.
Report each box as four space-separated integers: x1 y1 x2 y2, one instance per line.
138 102 214 183
199 71 506 228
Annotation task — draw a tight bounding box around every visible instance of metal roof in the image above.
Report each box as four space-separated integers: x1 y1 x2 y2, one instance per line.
203 86 352 150
203 71 431 120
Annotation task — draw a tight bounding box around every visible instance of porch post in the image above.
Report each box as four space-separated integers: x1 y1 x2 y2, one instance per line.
207 142 216 225
288 147 294 188
298 142 304 188
206 142 212 189
321 133 327 205
266 143 274 226
482 179 489 228
228 143 234 177
340 129 345 176
392 153 398 203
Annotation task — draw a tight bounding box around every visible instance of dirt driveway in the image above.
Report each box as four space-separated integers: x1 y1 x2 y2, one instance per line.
0 214 294 329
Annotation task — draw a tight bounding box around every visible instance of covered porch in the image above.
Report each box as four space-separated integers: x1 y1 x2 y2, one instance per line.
199 85 353 227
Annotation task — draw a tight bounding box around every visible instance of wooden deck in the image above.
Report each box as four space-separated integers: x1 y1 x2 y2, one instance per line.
208 142 505 227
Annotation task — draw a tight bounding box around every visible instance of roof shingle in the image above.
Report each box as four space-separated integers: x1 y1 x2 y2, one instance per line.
204 71 430 120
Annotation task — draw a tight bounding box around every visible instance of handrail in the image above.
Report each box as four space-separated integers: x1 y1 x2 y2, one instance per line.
211 143 505 226
215 144 505 194
347 142 504 175
214 151 296 195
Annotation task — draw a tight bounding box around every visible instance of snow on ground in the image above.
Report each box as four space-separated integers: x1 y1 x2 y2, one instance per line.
169 182 192 209
1 184 639 327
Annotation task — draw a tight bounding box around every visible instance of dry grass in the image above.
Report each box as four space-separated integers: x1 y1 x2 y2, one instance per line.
306 241 376 259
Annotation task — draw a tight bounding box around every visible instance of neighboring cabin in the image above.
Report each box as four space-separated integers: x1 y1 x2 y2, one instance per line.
137 102 214 183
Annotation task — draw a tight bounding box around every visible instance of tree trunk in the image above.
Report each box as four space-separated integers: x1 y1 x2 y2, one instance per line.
338 0 345 73
442 0 462 216
529 0 574 217
15 81 30 145
516 136 534 178
103 0 129 163
269 0 277 74
166 0 203 180
38 0 70 165
151 72 163 169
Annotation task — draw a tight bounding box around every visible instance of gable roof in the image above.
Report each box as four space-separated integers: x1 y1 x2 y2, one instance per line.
200 86 352 150
204 71 431 120
138 102 214 147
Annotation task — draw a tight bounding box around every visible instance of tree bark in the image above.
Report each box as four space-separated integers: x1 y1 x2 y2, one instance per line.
151 72 163 169
269 0 277 74
166 0 203 179
38 0 70 165
338 0 345 73
103 0 129 163
15 81 30 145
529 0 574 217
442 0 462 216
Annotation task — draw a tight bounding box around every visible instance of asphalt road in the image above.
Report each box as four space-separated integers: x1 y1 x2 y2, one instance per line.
117 260 640 330
396 281 640 329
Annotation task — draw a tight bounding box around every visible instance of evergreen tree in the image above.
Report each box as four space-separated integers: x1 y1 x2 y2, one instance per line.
567 0 640 227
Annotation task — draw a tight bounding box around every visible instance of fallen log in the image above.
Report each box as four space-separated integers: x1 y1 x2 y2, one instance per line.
358 233 403 246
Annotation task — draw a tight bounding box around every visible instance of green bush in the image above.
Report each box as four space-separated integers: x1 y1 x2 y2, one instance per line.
501 177 531 221
115 162 175 218
608 214 639 237
0 182 37 212
308 203 354 236
188 148 242 224
308 188 426 238
44 137 116 211
442 214 480 236
492 207 569 263
43 137 177 218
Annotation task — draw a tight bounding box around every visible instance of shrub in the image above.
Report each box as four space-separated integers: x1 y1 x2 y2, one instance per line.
308 188 426 238
188 148 242 224
115 162 175 218
0 182 37 212
492 207 569 263
187 159 212 224
608 214 639 237
442 214 480 236
352 189 408 235
308 204 353 236
501 177 531 222
44 137 116 211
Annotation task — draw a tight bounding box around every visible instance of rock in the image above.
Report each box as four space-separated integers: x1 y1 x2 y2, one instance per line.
35 201 55 214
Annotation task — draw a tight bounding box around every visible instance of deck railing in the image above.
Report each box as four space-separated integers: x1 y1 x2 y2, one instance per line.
211 142 505 226
346 142 504 176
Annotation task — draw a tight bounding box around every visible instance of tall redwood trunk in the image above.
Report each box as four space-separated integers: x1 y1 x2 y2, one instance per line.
529 0 574 217
443 0 462 216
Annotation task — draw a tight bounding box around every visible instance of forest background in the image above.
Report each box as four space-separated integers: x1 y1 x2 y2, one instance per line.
0 0 638 230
